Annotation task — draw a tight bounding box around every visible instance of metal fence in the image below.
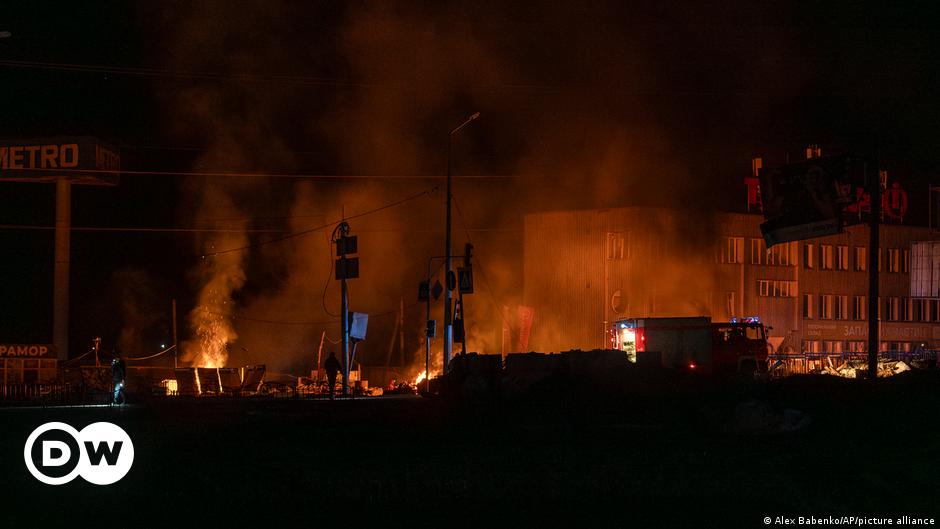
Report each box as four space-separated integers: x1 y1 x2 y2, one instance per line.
767 349 939 377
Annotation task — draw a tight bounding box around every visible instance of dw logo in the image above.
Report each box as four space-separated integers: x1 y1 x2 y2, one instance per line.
23 422 134 485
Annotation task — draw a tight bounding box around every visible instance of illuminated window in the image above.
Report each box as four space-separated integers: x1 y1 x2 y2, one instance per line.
900 297 912 322
606 232 624 260
847 341 866 353
886 297 899 321
836 246 849 271
722 237 744 264
802 340 820 353
902 249 910 273
804 243 815 269
750 239 765 265
803 294 814 319
834 295 848 320
757 280 770 297
820 245 834 270
759 280 796 297
852 296 866 320
766 241 797 266
913 299 927 322
854 247 867 272
887 248 900 273
819 295 833 319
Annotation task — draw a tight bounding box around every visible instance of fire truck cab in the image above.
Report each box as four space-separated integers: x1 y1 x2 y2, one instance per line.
611 316 768 372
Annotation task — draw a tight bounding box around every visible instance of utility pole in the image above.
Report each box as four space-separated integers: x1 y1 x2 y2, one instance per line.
333 221 358 396
172 299 178 369
53 178 71 361
867 164 881 380
444 112 480 370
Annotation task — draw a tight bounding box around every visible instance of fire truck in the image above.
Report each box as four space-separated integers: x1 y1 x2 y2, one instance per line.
610 316 769 372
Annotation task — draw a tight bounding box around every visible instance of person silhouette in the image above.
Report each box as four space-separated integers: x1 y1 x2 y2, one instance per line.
324 351 341 400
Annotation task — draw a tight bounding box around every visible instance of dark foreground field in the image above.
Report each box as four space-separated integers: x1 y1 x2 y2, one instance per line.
1 371 937 527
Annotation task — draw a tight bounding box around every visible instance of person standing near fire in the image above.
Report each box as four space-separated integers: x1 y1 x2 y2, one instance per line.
323 351 341 400
111 354 126 405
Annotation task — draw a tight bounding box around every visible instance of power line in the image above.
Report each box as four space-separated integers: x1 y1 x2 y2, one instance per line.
5 166 523 179
0 224 283 234
202 186 438 257
0 58 376 87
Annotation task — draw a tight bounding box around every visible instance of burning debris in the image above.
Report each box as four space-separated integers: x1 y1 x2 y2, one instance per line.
821 359 914 379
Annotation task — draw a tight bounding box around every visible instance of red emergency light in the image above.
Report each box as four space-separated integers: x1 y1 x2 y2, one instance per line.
636 328 645 352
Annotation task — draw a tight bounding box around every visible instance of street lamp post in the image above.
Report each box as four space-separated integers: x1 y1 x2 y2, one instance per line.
444 112 480 371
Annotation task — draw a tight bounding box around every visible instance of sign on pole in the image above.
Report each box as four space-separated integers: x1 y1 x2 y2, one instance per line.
457 267 473 294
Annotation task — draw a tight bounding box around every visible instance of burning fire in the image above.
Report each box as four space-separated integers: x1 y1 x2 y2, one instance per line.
413 370 427 386
187 304 232 368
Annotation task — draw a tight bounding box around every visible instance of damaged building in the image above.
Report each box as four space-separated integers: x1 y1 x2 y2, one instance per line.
522 206 940 355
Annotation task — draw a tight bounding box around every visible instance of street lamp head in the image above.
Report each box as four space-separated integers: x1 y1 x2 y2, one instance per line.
451 111 482 135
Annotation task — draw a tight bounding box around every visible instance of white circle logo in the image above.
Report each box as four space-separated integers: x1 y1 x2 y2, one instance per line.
24 422 135 485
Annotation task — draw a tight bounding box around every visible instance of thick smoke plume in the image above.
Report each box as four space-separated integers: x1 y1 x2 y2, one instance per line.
138 1 816 378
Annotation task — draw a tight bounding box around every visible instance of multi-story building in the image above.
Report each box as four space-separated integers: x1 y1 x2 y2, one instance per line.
523 207 940 354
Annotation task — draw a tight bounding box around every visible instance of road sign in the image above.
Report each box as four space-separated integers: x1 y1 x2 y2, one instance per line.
335 235 358 256
334 257 359 280
426 319 436 338
431 280 443 301
457 267 473 294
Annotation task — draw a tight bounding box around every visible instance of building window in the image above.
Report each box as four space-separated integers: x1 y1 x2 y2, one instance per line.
886 297 900 321
766 241 797 266
750 239 765 265
819 295 833 319
758 280 769 297
852 296 867 320
932 299 940 322
914 299 929 322
854 247 867 272
887 248 900 273
847 341 866 353
802 340 820 353
803 294 814 319
836 246 849 271
822 341 843 353
834 295 848 320
804 243 815 269
606 232 624 260
820 245 834 270
758 280 796 297
900 297 913 322
902 249 910 273
721 237 744 264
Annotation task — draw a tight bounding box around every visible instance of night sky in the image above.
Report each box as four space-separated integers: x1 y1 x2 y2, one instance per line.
2 1 939 361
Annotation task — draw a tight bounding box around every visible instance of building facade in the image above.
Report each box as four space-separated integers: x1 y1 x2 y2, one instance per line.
523 207 940 354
